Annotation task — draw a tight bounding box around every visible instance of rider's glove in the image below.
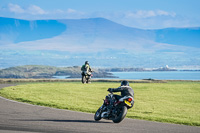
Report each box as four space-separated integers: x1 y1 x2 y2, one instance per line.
107 88 112 92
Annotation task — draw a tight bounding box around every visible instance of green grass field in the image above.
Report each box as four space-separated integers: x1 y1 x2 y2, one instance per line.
0 81 200 126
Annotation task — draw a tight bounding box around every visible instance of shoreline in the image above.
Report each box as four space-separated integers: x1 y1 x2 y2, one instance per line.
0 78 200 84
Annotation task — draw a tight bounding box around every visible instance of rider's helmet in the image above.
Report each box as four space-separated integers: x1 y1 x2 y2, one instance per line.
85 61 89 65
121 80 129 86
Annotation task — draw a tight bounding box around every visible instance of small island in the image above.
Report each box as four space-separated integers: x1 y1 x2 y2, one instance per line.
0 65 116 79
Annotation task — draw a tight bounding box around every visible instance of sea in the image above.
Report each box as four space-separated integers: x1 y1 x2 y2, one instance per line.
53 71 200 80
111 71 200 80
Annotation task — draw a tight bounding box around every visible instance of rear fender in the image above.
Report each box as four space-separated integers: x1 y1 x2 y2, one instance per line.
119 96 134 108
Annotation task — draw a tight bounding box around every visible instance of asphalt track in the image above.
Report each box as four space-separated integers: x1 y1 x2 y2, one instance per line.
0 84 199 133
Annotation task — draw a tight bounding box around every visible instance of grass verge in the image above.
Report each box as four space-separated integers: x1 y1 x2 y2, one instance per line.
0 81 199 126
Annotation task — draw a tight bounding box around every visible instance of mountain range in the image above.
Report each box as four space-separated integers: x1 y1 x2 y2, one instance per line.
0 17 200 69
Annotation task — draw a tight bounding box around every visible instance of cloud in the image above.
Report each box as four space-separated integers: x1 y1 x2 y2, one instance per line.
3 4 198 29
6 3 84 19
8 3 24 13
90 10 197 29
67 8 77 13
80 9 181 29
54 9 64 14
7 3 47 15
125 10 176 19
157 10 176 17
49 8 85 19
27 5 47 15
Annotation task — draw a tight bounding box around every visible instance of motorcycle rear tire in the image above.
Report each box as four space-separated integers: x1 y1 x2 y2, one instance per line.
86 77 91 83
112 106 127 123
94 107 102 121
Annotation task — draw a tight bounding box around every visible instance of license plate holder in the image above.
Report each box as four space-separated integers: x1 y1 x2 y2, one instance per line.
125 100 131 107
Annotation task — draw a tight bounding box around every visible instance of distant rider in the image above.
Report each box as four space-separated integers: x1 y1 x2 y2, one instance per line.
81 61 92 76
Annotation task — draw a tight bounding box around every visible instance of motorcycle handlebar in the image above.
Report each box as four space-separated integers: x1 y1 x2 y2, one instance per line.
107 89 113 94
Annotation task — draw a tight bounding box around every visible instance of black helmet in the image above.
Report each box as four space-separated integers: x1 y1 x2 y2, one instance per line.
121 80 129 86
85 61 89 65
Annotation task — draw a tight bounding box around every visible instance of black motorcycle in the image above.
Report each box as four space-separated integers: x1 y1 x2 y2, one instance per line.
81 69 93 84
94 90 134 123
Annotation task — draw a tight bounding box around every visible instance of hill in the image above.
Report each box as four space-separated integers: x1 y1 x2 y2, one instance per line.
0 17 200 68
0 17 66 43
0 65 115 79
1 17 199 48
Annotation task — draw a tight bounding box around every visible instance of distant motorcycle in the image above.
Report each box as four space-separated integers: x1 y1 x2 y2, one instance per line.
81 69 93 84
94 90 134 123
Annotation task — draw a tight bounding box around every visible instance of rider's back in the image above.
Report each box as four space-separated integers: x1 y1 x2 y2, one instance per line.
120 86 134 97
112 86 134 97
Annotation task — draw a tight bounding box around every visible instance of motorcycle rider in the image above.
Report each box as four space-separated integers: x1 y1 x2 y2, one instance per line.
108 80 134 101
105 80 134 116
81 61 92 83
81 61 91 75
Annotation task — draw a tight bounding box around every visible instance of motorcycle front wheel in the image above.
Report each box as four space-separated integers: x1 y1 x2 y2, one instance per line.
112 106 127 123
82 75 86 84
94 107 102 121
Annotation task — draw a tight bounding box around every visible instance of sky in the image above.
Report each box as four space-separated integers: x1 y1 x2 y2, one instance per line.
0 0 200 29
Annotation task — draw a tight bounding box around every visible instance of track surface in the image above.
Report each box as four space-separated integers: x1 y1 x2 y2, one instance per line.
0 84 199 133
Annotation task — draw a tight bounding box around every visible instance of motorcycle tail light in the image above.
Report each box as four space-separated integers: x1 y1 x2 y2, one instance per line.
128 98 132 102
